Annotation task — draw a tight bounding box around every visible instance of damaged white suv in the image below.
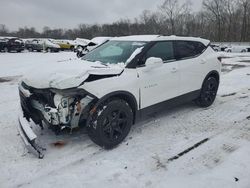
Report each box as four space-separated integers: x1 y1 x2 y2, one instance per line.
18 35 221 158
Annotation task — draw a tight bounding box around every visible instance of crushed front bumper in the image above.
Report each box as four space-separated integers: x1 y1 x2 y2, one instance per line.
18 115 45 159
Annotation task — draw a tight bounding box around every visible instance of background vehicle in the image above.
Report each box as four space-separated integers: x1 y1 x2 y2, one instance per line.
210 44 229 52
74 38 91 51
18 35 221 158
76 36 112 57
0 37 25 52
0 38 8 52
25 39 60 52
210 44 220 52
225 45 249 53
25 39 44 52
53 40 75 51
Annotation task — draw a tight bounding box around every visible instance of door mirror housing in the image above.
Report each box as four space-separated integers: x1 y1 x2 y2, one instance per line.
145 57 163 69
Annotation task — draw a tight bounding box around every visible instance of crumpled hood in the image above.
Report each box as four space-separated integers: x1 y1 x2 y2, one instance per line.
22 59 124 89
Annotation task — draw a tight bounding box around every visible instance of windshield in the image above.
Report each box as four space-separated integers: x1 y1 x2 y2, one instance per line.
82 40 147 64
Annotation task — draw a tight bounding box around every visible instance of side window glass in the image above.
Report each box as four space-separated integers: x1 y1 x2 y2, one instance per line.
175 41 206 59
145 41 174 62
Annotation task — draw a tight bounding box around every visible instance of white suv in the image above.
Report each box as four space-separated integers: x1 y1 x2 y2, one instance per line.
18 35 221 158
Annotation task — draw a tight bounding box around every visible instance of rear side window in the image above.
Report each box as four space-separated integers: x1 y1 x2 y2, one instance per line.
175 41 206 60
145 41 174 62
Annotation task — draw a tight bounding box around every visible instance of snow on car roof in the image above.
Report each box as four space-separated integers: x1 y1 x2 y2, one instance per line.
156 35 210 45
91 37 112 44
111 35 210 45
111 35 160 42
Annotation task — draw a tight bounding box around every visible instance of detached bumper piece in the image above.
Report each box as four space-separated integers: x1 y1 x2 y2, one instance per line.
18 116 45 159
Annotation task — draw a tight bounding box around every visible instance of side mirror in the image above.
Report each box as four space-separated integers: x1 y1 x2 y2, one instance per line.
145 57 163 70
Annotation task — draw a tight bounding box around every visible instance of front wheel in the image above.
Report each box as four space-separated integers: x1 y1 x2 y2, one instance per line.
195 77 219 108
87 99 133 149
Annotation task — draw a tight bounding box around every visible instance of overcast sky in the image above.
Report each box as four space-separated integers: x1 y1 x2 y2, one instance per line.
0 0 203 31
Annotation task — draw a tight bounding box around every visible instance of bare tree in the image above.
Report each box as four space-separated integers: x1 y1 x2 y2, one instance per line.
1 0 249 42
223 0 238 41
159 0 189 34
239 0 250 41
203 0 226 41
0 24 9 36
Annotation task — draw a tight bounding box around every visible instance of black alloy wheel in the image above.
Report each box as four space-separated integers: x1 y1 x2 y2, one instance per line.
196 77 219 107
87 99 133 149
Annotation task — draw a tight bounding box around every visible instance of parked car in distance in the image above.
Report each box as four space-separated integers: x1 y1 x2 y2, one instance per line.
0 37 25 52
74 38 91 51
210 44 229 52
25 39 43 52
210 44 220 52
0 38 7 52
18 35 221 158
76 36 112 58
225 45 249 53
25 39 60 52
53 40 75 51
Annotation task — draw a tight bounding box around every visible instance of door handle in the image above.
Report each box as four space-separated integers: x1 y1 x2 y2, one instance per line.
171 67 178 73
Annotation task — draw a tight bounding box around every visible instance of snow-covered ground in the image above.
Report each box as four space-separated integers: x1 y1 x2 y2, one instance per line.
0 52 250 188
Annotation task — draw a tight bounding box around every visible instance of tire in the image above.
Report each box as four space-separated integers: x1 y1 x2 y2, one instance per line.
47 48 52 53
87 99 133 149
195 77 219 108
241 49 247 53
28 47 33 52
4 47 8 53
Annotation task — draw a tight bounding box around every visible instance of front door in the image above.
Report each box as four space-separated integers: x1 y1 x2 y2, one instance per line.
137 41 180 109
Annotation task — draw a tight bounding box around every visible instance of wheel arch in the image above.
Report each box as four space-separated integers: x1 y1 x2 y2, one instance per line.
204 70 220 84
94 91 138 124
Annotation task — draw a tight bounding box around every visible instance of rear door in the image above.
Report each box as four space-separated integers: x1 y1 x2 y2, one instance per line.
174 41 207 95
137 41 180 109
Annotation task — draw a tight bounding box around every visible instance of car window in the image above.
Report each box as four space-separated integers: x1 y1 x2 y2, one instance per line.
145 41 174 62
100 45 123 57
82 41 147 64
175 41 206 59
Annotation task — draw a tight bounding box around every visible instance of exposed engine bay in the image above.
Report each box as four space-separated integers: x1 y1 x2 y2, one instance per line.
19 82 96 131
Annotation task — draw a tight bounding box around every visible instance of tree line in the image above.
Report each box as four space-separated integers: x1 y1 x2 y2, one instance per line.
0 0 249 42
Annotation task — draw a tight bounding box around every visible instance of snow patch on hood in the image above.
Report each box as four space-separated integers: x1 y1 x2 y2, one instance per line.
22 59 124 89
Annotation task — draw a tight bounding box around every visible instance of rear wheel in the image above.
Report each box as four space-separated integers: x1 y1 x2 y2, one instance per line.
4 47 8 53
47 48 52 53
87 99 133 149
195 77 219 107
